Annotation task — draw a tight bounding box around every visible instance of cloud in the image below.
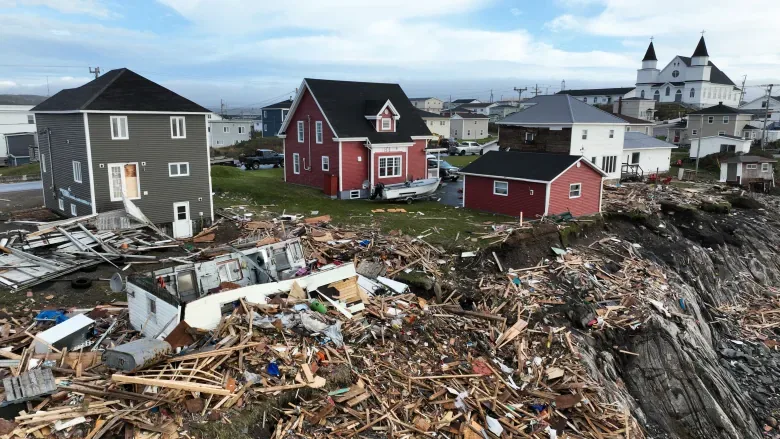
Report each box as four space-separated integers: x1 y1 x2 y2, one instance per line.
510 7 521 16
1 0 115 18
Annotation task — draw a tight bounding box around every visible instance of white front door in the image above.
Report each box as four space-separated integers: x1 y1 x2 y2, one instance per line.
172 201 192 238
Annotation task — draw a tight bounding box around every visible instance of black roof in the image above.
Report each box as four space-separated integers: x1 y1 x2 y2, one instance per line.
415 108 446 118
643 41 657 61
743 124 760 130
300 78 430 143
611 113 654 124
677 57 734 86
688 102 744 115
460 151 604 182
556 87 635 97
453 112 489 119
692 36 709 57
452 98 478 103
32 68 209 113
262 99 292 110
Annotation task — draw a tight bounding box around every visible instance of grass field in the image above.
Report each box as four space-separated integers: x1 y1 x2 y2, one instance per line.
0 162 40 177
211 166 510 248
442 155 479 168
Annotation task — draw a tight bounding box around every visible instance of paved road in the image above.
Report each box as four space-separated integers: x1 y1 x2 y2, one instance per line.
434 178 463 207
0 180 42 193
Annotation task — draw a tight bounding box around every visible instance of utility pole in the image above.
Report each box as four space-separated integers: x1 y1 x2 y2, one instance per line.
89 67 100 79
533 84 540 97
694 114 704 176
738 75 747 105
513 87 527 103
489 89 494 103
220 99 226 117
760 84 775 150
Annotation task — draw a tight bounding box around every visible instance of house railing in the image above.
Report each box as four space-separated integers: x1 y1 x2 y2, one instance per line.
620 163 644 181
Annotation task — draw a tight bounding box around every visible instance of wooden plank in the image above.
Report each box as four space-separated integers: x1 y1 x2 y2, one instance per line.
111 374 233 396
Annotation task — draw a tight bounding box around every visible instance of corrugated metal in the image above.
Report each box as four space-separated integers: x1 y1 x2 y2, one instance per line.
36 113 92 217
87 113 212 225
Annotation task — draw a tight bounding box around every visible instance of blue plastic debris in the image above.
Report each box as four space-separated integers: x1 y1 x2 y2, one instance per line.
679 298 686 311
267 362 280 377
358 239 371 247
35 310 68 324
512 277 521 286
529 403 547 413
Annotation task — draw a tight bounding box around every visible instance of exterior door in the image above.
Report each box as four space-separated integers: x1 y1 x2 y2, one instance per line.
726 164 737 181
172 201 192 238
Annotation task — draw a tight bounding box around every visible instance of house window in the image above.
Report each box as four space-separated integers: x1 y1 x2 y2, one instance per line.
349 190 361 199
322 156 329 171
718 131 726 136
263 124 268 131
609 130 614 139
746 164 758 170
378 156 402 178
293 153 300 174
692 129 698 135
690 88 695 98
282 110 289 120
454 129 458 136
110 116 128 140
762 163 771 172
207 126 211 133
27 115 34 124
297 121 304 143
70 204 77 216
72 161 82 183
591 156 597 164
744 131 749 138
582 130 588 140
707 116 714 124
672 70 679 78
720 144 736 153
263 111 267 118
58 198 64 211
238 126 246 134
315 121 323 144
148 296 156 314
170 116 186 139
216 140 223 146
480 130 483 136
493 181 508 196
381 118 391 130
601 155 617 173
631 152 640 164
569 183 581 198
723 116 729 124
640 90 645 99
625 126 630 132
654 90 660 101
41 153 46 173
665 86 670 96
223 126 230 133
762 102 768 108
525 132 534 142
107 163 140 201
217 259 243 283
467 130 471 136
169 162 190 177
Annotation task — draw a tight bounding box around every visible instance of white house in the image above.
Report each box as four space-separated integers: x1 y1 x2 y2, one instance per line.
557 87 636 106
689 135 752 159
0 105 37 165
415 108 450 138
622 132 674 175
635 37 741 108
496 95 628 180
409 97 444 114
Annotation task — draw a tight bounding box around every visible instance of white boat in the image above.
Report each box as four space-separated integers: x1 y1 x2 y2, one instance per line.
371 178 440 203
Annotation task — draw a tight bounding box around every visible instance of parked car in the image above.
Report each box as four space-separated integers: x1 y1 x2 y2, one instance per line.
449 141 481 156
428 159 459 181
240 149 284 169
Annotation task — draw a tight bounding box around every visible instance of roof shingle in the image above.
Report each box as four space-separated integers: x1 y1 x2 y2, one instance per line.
498 95 628 125
460 151 605 181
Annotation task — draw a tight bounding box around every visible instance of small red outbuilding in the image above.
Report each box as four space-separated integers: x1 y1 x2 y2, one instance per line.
459 151 606 218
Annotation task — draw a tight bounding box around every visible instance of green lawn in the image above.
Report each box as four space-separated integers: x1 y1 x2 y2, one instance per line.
211 166 511 248
444 155 479 168
0 162 40 177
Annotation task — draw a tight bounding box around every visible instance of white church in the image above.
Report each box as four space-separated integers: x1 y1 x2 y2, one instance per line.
635 36 741 108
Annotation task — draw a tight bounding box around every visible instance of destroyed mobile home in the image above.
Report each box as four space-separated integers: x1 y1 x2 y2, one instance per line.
0 183 777 438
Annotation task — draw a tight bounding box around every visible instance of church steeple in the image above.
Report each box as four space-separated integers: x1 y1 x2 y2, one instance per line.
642 41 657 61
692 36 709 57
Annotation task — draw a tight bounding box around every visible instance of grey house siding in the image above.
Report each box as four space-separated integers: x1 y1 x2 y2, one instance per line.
36 114 93 217
87 113 212 225
209 121 252 147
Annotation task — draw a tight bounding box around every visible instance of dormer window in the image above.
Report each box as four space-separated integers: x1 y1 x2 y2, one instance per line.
381 118 391 130
366 99 399 133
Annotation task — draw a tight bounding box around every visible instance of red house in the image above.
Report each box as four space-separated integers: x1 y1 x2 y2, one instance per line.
459 151 606 218
278 79 437 199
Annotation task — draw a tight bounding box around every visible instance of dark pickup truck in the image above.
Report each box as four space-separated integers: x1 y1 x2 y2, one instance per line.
241 149 284 169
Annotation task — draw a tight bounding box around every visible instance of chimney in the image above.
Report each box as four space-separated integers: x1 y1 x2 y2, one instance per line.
618 97 623 115
719 101 723 105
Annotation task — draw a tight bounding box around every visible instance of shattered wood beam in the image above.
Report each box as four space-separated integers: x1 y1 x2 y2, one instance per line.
441 306 506 322
111 374 233 395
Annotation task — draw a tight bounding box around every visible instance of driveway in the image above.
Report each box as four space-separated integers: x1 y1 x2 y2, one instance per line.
435 178 463 207
0 180 42 193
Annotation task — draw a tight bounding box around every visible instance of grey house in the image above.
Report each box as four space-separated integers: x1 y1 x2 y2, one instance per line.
260 99 292 137
31 68 213 238
208 119 253 147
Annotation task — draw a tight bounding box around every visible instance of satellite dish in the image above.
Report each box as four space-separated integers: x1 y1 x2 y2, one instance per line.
109 272 125 293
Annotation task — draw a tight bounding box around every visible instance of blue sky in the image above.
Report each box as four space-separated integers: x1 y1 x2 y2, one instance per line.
1 0 778 109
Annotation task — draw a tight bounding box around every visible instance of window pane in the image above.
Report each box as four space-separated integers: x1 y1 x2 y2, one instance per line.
110 166 122 199
179 118 185 135
180 163 188 174
120 118 127 138
169 164 177 175
112 119 119 138
124 164 139 198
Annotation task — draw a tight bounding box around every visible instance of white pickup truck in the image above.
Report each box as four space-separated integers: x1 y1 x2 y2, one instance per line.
449 141 481 156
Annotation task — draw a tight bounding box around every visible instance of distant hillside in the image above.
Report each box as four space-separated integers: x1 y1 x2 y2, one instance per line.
0 94 47 105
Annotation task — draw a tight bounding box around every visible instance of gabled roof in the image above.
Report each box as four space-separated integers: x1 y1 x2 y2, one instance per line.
701 134 747 140
31 68 209 113
692 36 709 57
460 151 606 182
452 98 479 104
721 155 776 164
409 97 437 101
623 132 675 150
280 78 430 143
498 95 628 125
415 108 447 119
742 124 760 130
262 99 293 110
457 102 495 108
611 113 654 125
688 102 745 115
452 112 489 119
643 42 657 62
677 57 734 86
556 87 635 97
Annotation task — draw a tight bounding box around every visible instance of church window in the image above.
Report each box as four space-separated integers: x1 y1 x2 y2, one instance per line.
690 88 695 98
654 90 660 101
640 90 645 99
675 90 682 102
672 70 680 78
665 87 670 96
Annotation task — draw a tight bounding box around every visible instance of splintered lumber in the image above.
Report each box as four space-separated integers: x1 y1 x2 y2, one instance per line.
111 374 233 396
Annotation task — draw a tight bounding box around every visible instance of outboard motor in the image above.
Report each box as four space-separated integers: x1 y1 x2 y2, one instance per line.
370 183 384 200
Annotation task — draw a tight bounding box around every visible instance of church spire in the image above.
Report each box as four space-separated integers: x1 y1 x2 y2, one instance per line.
692 35 709 57
642 40 657 61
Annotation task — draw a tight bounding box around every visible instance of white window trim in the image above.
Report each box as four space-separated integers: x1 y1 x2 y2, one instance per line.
297 121 304 143
569 183 582 199
315 121 323 144
170 116 186 139
72 160 82 183
707 116 714 124
746 164 758 170
493 180 509 196
321 155 329 171
107 162 141 202
223 126 230 133
761 163 771 172
378 155 402 179
238 126 246 134
110 116 129 140
70 204 77 216
169 162 190 177
381 118 391 130
293 153 300 174
349 190 361 199
609 130 614 139
718 131 726 136
692 129 698 135
582 130 588 140
41 153 47 173
723 116 729 124
58 198 64 211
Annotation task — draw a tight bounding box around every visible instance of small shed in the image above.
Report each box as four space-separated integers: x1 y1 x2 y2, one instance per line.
621 132 675 178
459 151 606 218
719 155 776 189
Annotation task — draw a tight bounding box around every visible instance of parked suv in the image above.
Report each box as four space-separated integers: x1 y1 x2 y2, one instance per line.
240 149 284 169
449 141 481 156
428 159 460 181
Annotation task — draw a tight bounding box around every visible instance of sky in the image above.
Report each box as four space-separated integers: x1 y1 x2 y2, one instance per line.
1 0 779 110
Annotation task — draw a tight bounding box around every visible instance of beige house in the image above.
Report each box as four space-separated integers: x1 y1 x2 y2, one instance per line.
450 113 489 140
611 113 655 136
612 97 656 121
409 97 443 114
415 109 450 138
